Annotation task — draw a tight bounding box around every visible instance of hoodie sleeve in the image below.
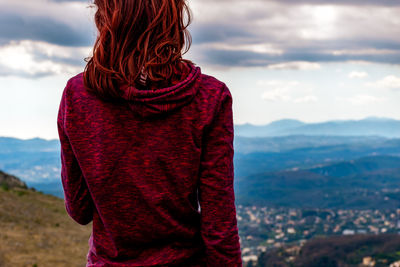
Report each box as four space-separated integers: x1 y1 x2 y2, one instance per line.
198 84 243 266
57 80 94 226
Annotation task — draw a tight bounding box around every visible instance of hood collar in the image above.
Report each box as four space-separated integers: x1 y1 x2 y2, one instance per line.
118 63 201 118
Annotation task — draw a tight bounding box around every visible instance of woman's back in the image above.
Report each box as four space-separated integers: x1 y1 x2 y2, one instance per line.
57 62 243 266
57 0 242 265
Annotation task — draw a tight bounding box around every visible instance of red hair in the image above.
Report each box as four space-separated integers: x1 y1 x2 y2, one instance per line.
83 0 193 100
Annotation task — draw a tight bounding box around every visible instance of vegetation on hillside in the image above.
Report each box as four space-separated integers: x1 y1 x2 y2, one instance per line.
255 234 400 267
0 173 91 267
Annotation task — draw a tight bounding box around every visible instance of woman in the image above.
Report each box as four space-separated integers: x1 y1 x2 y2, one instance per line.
57 0 242 266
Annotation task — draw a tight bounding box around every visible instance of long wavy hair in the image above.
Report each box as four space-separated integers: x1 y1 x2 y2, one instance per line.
83 0 193 100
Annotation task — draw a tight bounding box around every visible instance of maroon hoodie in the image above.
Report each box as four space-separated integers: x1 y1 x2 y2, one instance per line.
57 62 243 266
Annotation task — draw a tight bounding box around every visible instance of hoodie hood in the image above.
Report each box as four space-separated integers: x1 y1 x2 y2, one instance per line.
118 63 201 118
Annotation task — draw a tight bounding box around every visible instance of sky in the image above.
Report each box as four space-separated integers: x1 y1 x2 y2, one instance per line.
0 0 399 140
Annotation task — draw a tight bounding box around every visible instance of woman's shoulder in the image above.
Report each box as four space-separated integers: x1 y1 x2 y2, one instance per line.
197 71 232 104
66 72 84 88
198 71 226 89
195 66 230 93
62 72 94 99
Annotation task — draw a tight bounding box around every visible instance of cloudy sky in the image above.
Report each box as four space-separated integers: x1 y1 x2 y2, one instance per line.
0 0 399 140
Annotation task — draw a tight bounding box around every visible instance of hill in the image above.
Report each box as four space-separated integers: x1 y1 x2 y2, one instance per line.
1 133 400 199
234 137 400 179
234 135 388 154
0 170 91 266
0 169 28 189
256 233 400 267
235 155 400 209
234 119 306 137
235 117 400 138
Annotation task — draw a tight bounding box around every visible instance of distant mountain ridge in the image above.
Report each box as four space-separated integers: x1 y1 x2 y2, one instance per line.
0 136 59 153
4 117 399 143
234 117 400 138
234 137 400 179
1 117 400 198
234 135 390 154
309 155 400 178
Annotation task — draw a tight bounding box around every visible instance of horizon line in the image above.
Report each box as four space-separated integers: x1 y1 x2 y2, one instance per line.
1 115 399 141
235 116 399 127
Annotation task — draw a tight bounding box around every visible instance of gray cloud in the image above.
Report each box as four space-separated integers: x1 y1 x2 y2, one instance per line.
198 49 266 67
191 23 254 44
0 0 95 77
0 0 399 76
33 48 88 67
197 48 400 67
0 39 90 78
187 0 400 67
0 12 94 47
206 0 400 6
272 0 400 6
0 67 55 78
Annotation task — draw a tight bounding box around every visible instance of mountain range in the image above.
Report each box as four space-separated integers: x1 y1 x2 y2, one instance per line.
234 117 400 138
1 117 399 199
234 136 400 179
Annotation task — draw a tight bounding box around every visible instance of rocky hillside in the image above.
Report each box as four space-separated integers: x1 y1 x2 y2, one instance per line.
0 170 91 267
0 170 28 189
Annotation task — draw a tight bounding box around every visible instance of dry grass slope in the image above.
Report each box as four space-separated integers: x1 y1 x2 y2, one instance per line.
0 186 92 267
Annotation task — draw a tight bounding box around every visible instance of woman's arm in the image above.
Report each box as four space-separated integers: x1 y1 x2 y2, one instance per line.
198 84 243 266
57 82 94 225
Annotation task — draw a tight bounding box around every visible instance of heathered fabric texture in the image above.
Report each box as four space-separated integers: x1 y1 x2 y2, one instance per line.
57 62 243 266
